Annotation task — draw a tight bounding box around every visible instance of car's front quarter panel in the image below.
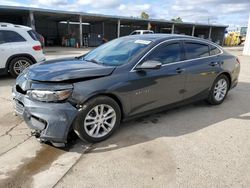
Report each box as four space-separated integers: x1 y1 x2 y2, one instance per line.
70 71 131 117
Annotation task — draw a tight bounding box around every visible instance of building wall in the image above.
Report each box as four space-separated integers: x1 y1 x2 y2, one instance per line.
0 15 27 25
104 23 117 40
174 27 192 35
194 27 210 39
35 19 59 45
210 28 225 44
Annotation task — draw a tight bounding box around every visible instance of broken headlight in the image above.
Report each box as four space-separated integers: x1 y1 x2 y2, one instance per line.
27 89 72 102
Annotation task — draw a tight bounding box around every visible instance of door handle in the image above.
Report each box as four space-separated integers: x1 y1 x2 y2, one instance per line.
209 62 219 66
176 68 185 74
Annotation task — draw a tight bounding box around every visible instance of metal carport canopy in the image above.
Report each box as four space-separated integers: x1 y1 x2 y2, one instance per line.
0 5 228 28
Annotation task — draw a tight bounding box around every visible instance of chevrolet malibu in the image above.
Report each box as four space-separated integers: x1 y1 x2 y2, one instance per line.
12 34 240 147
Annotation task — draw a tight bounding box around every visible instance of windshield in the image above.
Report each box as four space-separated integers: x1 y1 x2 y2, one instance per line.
83 37 151 66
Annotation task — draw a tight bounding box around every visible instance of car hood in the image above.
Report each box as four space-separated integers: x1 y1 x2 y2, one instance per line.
26 57 116 82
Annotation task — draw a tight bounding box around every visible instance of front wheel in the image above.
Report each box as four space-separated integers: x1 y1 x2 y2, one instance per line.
9 57 33 77
207 75 229 105
73 96 121 143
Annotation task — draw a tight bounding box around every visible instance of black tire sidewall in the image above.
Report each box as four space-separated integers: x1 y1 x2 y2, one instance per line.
9 57 33 77
208 75 229 105
74 96 121 143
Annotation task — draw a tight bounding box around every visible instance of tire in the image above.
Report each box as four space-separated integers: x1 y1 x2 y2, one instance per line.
73 96 121 143
207 74 229 105
9 57 33 77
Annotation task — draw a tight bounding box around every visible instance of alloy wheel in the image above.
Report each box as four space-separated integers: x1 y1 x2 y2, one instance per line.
84 104 116 138
214 78 228 101
13 60 31 75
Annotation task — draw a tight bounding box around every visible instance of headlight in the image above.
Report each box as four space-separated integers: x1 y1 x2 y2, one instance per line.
27 89 72 102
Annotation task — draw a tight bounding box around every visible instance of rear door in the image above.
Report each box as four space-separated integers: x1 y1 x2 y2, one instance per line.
6 30 28 55
128 41 186 115
182 40 222 99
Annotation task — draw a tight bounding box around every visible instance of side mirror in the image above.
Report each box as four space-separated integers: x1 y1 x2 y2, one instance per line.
136 60 162 70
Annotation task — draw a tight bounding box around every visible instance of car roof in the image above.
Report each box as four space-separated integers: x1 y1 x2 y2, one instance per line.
122 33 196 40
0 23 32 31
133 30 153 32
121 33 219 46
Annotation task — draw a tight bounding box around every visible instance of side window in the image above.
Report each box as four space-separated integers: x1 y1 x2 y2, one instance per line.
146 42 182 64
0 31 4 44
0 30 26 43
184 42 209 59
210 45 221 56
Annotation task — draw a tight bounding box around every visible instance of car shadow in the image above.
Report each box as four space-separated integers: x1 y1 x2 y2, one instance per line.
84 81 250 154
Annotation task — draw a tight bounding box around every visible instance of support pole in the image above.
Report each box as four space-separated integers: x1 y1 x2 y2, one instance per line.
171 24 175 34
147 22 151 30
117 19 121 38
243 16 250 55
29 11 35 30
79 16 83 47
102 22 105 36
67 20 70 35
208 26 212 40
191 25 195 36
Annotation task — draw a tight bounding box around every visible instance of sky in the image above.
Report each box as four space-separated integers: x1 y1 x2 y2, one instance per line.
1 0 249 29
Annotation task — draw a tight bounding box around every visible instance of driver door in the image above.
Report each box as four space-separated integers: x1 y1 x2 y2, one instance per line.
128 41 187 116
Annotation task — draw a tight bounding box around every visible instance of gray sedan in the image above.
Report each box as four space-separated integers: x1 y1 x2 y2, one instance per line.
12 34 240 147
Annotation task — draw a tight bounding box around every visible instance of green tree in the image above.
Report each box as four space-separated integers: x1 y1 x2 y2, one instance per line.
171 17 183 23
141 12 149 19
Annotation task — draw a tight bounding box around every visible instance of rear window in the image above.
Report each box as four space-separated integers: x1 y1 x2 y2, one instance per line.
0 30 26 43
27 30 40 41
210 45 221 56
184 42 210 59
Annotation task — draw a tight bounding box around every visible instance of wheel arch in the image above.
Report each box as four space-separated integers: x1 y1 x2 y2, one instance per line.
83 93 125 120
5 53 37 71
217 72 232 89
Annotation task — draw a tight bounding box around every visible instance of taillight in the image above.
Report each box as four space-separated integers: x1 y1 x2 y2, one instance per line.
236 58 240 64
33 45 42 51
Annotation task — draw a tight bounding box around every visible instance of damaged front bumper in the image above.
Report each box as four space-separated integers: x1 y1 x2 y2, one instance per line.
12 86 78 143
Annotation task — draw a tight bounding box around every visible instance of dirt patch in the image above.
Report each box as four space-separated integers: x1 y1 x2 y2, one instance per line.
0 145 66 188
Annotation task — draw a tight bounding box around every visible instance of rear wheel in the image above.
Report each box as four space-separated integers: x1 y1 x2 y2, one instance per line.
207 75 229 105
9 57 33 77
73 96 121 143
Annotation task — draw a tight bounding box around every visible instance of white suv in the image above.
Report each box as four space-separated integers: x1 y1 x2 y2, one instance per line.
0 23 45 77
